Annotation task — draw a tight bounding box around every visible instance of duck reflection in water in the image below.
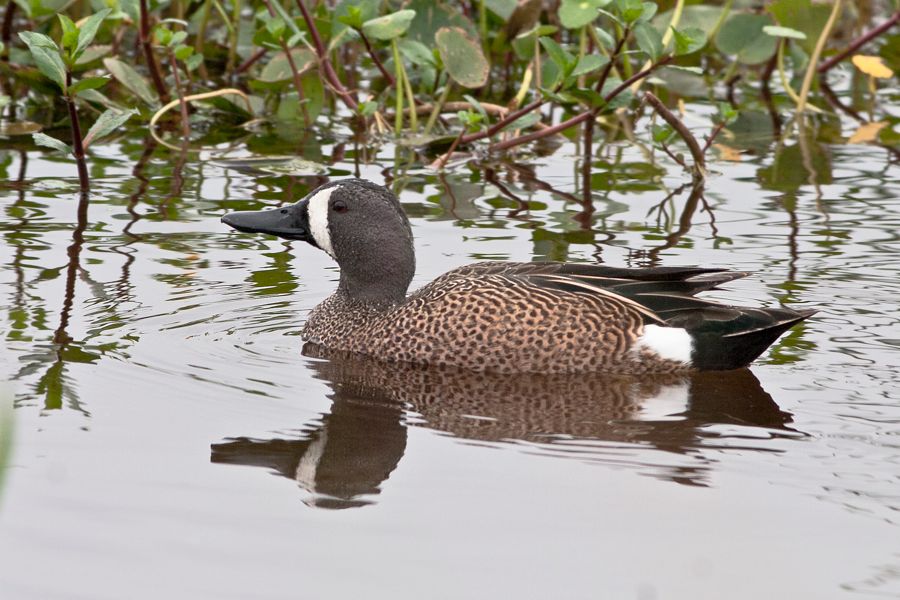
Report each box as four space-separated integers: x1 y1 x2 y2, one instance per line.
211 344 800 508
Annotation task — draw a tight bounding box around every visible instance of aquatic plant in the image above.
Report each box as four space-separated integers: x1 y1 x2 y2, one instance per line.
0 0 896 186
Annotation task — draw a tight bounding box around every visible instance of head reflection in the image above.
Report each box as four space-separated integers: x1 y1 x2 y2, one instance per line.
212 345 798 508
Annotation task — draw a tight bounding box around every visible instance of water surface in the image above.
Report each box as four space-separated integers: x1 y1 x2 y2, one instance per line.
1 105 899 598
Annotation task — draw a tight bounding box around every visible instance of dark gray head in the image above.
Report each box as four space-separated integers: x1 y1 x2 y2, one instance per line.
222 179 415 306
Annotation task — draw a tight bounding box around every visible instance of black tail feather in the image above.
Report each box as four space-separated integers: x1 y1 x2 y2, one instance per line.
689 308 816 370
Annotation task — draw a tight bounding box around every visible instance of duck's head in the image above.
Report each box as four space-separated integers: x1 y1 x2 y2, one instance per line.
222 179 415 305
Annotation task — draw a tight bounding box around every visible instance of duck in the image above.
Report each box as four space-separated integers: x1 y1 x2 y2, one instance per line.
221 178 814 374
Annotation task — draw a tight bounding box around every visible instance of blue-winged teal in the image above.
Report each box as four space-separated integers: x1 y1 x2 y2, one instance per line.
222 179 814 374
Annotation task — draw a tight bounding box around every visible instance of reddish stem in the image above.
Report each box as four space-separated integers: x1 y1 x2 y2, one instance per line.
491 57 671 152
139 0 171 104
65 72 89 191
294 0 357 109
818 11 900 73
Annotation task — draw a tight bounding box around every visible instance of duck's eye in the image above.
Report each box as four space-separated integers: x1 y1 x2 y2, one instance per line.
332 200 348 213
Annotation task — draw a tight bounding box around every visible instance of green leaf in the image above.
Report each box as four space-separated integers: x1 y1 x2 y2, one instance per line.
69 75 110 95
715 102 739 125
763 25 807 40
274 73 325 123
82 108 137 149
75 8 111 59
714 13 778 65
614 0 644 24
103 57 159 106
358 100 378 116
651 123 675 143
591 26 615 49
154 26 173 46
665 65 703 74
565 87 606 108
58 14 79 53
539 36 575 73
769 0 831 54
174 44 193 61
499 111 540 132
74 44 112 68
32 132 72 155
571 54 609 77
633 22 662 60
559 0 611 30
435 27 489 88
397 39 436 67
637 2 657 23
266 17 286 39
257 48 316 83
600 77 633 110
671 26 706 56
337 6 364 30
462 94 489 122
19 32 67 91
362 9 417 41
185 54 204 71
169 31 188 47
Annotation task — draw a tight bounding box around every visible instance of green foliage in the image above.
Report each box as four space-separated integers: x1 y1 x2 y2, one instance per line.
559 0 610 30
362 9 417 41
435 27 489 88
715 13 778 65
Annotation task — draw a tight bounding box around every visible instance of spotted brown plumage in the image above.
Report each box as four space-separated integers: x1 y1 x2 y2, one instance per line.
222 179 815 374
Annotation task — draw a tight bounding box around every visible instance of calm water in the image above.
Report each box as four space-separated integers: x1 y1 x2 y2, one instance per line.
1 104 899 598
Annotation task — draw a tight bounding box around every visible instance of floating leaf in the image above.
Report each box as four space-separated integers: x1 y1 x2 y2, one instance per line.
104 57 159 106
435 27 489 89
559 0 610 30
0 120 42 136
362 9 416 41
214 156 329 175
258 48 316 82
715 13 777 65
763 25 806 40
83 108 137 148
633 21 662 60
32 132 72 154
75 8 111 59
847 121 888 144
852 55 894 79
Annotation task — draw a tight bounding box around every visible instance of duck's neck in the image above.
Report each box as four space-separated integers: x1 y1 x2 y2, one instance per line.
335 247 415 309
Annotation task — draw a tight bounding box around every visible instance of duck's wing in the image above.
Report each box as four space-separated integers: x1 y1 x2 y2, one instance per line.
512 265 815 370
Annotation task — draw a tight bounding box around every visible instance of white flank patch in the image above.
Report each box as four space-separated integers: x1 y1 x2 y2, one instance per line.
635 324 693 364
307 186 337 258
638 381 690 421
295 431 328 492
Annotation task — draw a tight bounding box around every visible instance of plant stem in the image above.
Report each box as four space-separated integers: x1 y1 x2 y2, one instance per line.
392 40 403 134
227 0 242 75
491 57 671 152
424 80 452 135
818 10 900 73
632 0 682 91
194 0 213 79
798 0 842 113
139 0 171 104
644 92 704 179
358 29 395 85
237 48 267 73
400 58 417 130
65 72 89 192
168 51 191 138
1 1 15 56
776 39 804 108
294 0 358 110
